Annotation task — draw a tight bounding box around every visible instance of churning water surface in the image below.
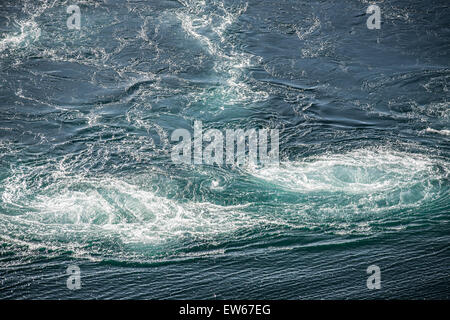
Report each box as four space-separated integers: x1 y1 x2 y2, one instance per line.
0 0 449 299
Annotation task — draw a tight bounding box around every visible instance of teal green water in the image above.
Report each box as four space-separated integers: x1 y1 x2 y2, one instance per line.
0 0 449 299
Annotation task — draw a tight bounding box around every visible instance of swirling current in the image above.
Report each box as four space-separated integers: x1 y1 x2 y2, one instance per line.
0 0 449 299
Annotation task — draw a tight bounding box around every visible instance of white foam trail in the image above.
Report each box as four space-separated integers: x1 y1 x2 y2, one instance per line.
1 147 447 262
176 0 268 104
1 171 253 246
424 127 450 136
242 147 449 237
246 148 442 194
0 20 41 52
0 164 259 263
0 0 65 53
295 16 321 40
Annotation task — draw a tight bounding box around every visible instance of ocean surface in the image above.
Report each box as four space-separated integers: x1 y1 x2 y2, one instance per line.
0 0 449 299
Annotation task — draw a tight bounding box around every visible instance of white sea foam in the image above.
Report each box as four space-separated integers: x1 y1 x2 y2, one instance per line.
295 16 321 41
240 147 449 237
0 147 447 263
424 127 450 136
1 169 253 248
246 148 440 194
176 0 268 105
0 20 41 52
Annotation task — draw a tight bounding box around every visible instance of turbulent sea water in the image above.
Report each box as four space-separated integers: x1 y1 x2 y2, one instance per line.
0 0 449 299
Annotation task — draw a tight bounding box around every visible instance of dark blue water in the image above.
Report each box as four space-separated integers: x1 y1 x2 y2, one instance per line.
0 0 449 299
